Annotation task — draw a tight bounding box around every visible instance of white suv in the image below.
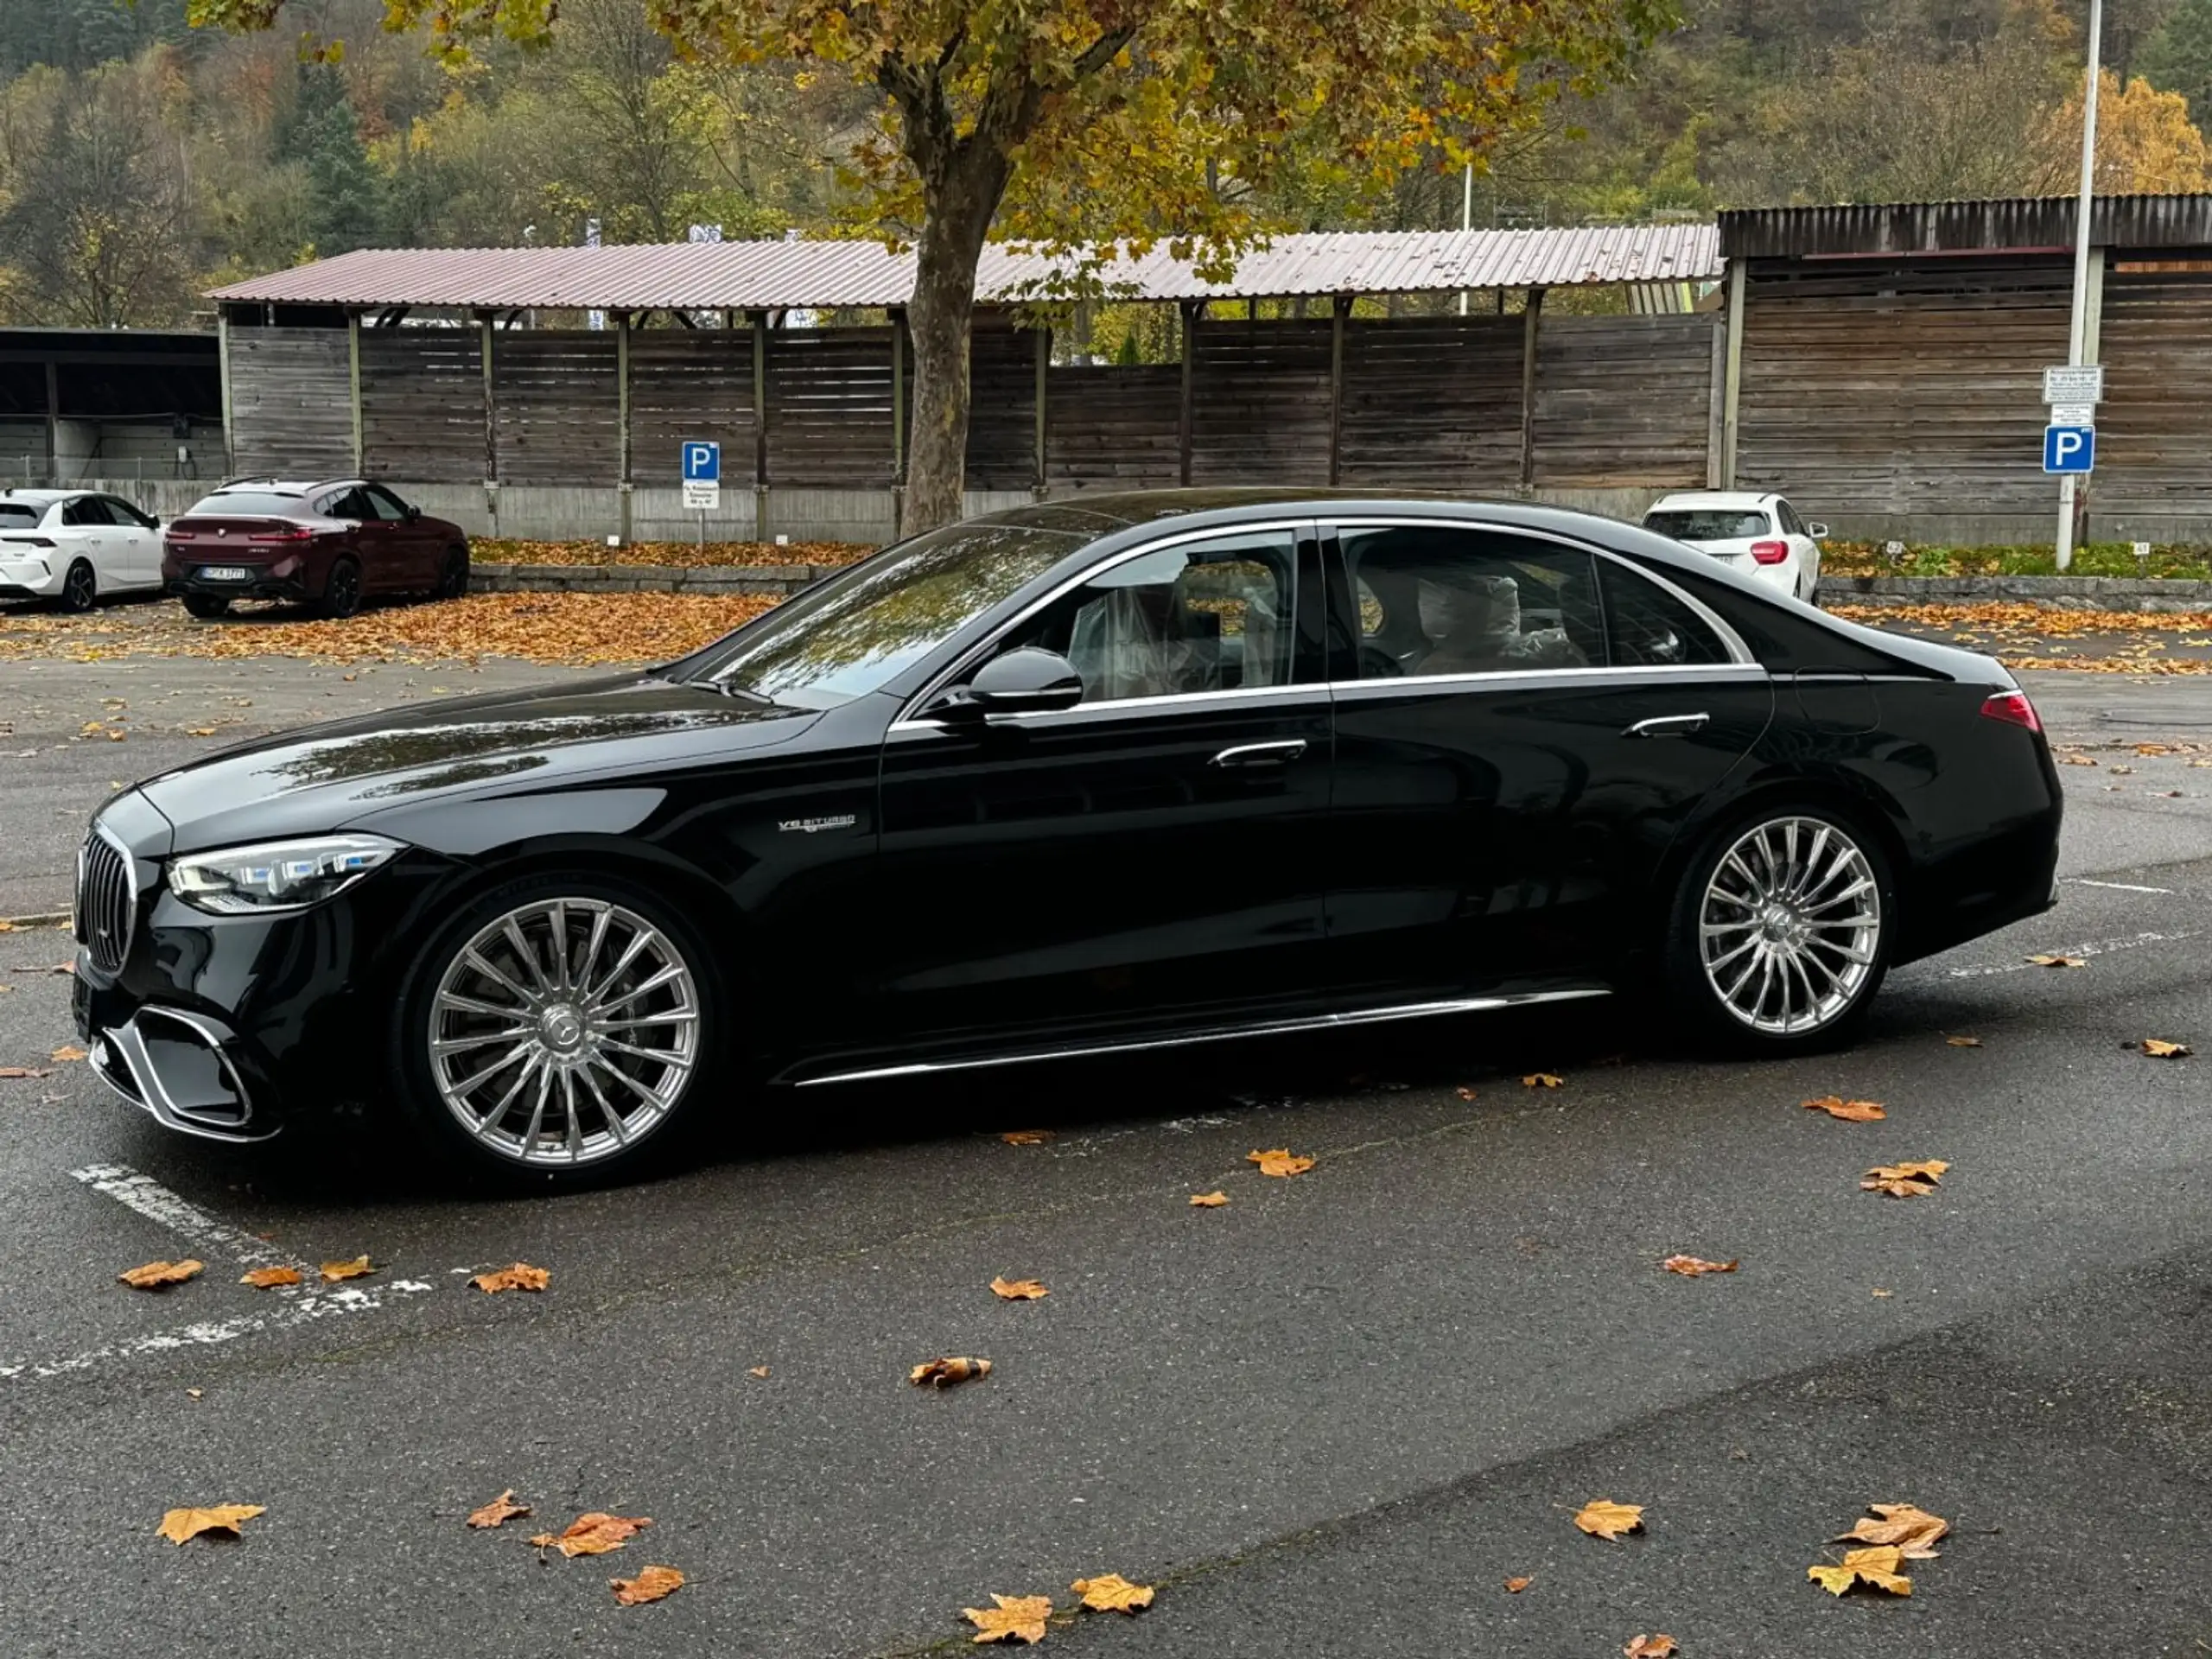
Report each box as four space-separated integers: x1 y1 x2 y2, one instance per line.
0 489 166 612
1641 491 1826 604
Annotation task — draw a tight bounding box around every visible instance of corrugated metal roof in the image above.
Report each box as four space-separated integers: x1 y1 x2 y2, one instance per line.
207 225 1721 309
1719 194 2212 258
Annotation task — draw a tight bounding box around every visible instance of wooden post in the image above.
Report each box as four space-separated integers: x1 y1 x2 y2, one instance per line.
751 310 770 541
616 313 633 544
1179 302 1199 486
42 356 58 484
1519 287 1545 491
2076 249 2107 543
1706 314 1727 489
1328 295 1351 486
1720 260 1746 489
1033 323 1050 498
216 310 235 477
346 312 363 474
479 314 497 484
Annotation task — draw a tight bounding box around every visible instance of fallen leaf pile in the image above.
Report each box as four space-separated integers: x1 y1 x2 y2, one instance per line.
1861 1160 1949 1198
119 1259 203 1290
474 537 865 570
1803 1095 1885 1122
1829 601 2212 675
1574 1498 1646 1541
910 1356 993 1389
1247 1147 1314 1178
964 1593 1053 1644
529 1512 652 1556
471 1262 551 1293
158 1503 264 1544
1808 1503 1949 1597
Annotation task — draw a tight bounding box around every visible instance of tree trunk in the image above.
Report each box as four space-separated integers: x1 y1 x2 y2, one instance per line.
902 168 1002 534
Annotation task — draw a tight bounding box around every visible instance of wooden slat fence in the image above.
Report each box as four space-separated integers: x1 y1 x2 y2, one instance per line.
493 332 620 485
1045 364 1181 490
765 327 894 486
1533 315 1711 488
1338 315 1522 489
629 331 755 486
1189 317 1333 484
229 328 352 477
360 328 483 482
2089 262 2212 518
965 321 1038 489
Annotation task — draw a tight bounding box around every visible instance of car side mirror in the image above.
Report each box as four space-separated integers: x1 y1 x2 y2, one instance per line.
952 647 1085 718
1806 522 1828 540
404 504 422 521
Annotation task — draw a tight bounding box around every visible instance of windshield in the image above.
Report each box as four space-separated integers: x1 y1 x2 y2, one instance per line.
683 520 1081 709
1644 509 1770 542
187 491 309 518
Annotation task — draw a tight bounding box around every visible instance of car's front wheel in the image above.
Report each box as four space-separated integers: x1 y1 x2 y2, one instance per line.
395 874 728 1188
435 546 469 601
1663 807 1893 1055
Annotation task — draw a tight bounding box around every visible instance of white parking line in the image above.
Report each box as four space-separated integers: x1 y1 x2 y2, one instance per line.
0 1165 434 1382
1945 929 2197 978
2063 879 2176 894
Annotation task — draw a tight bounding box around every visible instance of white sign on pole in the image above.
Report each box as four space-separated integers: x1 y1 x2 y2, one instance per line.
2049 403 2097 426
2043 364 2104 404
683 480 721 511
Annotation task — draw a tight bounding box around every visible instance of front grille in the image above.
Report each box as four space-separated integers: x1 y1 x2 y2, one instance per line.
77 833 133 974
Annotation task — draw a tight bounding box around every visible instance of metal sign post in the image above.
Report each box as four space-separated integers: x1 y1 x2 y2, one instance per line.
2055 0 2104 572
682 440 721 549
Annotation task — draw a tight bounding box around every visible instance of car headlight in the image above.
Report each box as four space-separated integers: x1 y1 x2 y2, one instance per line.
167 833 404 914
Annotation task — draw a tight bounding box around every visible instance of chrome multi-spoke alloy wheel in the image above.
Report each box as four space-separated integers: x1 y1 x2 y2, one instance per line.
428 897 701 1167
1698 816 1881 1036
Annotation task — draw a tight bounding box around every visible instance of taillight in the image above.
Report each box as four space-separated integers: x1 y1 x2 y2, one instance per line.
1980 690 2041 733
1750 539 1791 566
246 527 315 543
3 536 56 548
166 531 196 543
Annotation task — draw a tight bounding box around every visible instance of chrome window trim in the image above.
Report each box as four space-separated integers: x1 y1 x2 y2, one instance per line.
1330 515 1757 669
887 678 1327 739
1325 662 1768 702
892 518 1315 728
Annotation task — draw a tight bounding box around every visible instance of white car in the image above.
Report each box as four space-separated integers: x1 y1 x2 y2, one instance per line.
0 488 166 612
1641 491 1827 604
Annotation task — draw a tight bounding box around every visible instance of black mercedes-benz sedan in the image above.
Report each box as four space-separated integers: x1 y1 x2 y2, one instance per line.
73 492 2061 1185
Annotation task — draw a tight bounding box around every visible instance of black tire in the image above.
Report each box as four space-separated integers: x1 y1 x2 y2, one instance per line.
181 592 231 620
320 556 363 620
56 560 97 613
1662 803 1895 1057
391 869 734 1192
435 545 469 601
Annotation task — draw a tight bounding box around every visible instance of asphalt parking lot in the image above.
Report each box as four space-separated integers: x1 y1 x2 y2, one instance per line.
2 645 2209 1656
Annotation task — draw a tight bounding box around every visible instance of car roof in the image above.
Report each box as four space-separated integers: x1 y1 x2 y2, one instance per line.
0 489 83 505
208 478 353 493
1643 492 1778 512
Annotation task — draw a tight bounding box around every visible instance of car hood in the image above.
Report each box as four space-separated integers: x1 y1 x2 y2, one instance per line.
135 673 817 851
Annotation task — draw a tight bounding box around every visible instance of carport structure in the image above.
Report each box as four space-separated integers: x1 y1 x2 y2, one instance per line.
204 226 1723 544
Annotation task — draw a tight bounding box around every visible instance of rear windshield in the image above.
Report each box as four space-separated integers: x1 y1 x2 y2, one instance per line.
186 491 309 518
0 503 41 528
1644 509 1770 541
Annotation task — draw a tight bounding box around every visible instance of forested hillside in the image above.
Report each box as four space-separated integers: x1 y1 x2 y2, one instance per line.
3 0 2211 327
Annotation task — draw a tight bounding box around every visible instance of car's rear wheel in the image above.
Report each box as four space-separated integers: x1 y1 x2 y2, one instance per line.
181 593 231 620
395 873 729 1189
57 560 97 613
1663 806 1892 1055
435 546 469 600
321 556 362 620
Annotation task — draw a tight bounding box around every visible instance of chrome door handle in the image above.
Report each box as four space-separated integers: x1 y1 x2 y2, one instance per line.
1624 714 1711 739
1210 739 1308 768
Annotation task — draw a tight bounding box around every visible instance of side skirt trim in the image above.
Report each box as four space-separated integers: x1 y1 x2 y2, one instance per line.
791 987 1612 1088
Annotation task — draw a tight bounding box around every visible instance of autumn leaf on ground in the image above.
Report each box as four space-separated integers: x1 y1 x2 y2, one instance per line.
1189 1191 1230 1207
1248 1147 1314 1177
158 1503 264 1544
119 1259 203 1289
910 1356 992 1389
2140 1039 2194 1058
1835 1503 1949 1558
1808 1544 1912 1596
1803 1095 1885 1122
999 1129 1052 1146
2026 953 2087 968
1522 1073 1564 1089
2060 753 2099 766
747 1365 770 1378
1946 1035 1983 1047
319 1255 375 1282
1662 1255 1739 1276
1624 1637 1678 1658
0 1065 53 1079
1503 1575 1533 1593
989 1276 1048 1300
527 1512 652 1556
239 1266 302 1289
963 1594 1052 1644
467 1490 531 1529
185 727 218 737
1457 1086 1478 1100
612 1565 685 1605
1071 1573 1154 1613
49 1044 86 1063
1862 1160 1948 1198
1574 1499 1645 1540
471 1262 550 1293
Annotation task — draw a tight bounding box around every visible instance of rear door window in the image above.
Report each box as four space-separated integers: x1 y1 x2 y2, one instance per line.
61 498 108 528
1341 525 1602 679
1598 561 1732 666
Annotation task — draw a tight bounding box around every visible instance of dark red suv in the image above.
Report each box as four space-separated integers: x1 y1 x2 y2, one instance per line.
162 479 471 620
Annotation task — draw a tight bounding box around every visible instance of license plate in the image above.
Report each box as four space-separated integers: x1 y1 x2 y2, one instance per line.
199 566 250 581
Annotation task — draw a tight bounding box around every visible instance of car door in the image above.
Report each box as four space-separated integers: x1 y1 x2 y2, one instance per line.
98 497 157 587
56 496 111 588
321 486 397 591
867 524 1335 1065
364 483 436 588
1323 519 1776 1001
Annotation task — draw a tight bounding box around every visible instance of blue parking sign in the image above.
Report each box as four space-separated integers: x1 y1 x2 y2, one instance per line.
2043 424 2094 474
682 441 721 483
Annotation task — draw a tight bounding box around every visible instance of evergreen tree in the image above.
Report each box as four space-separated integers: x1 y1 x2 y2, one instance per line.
276 60 380 256
2142 0 2212 124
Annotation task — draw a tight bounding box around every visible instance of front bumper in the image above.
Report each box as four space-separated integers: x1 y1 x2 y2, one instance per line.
82 1001 273 1142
